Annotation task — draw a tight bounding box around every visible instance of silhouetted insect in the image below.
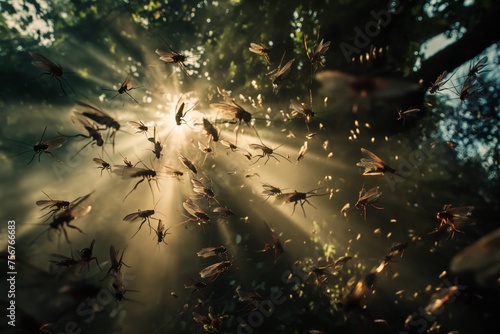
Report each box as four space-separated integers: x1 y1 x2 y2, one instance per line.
236 287 263 312
49 252 79 268
65 115 105 159
152 219 170 246
290 91 317 132
29 51 75 95
196 141 214 166
36 191 71 221
431 204 474 238
191 178 218 205
9 126 67 164
101 245 130 281
249 137 290 165
249 42 271 64
114 160 159 202
75 101 121 152
193 306 228 333
77 239 101 271
397 108 419 125
304 32 330 82
179 154 198 174
199 261 232 281
102 74 140 104
184 279 208 299
429 71 453 94
123 199 162 238
202 118 219 142
257 221 286 266
197 246 227 259
212 206 234 222
355 185 383 220
110 272 139 303
261 183 283 202
128 119 149 137
467 56 488 78
165 166 184 180
148 126 164 160
210 100 255 143
31 191 93 244
93 155 111 176
356 148 397 176
220 139 252 159
181 199 210 229
275 188 325 217
155 36 189 75
457 75 480 103
173 94 197 126
268 53 295 93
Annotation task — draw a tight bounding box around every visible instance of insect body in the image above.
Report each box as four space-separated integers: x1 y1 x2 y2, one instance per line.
432 205 474 238
199 261 232 281
29 51 75 95
355 186 383 220
93 156 111 176
275 188 325 217
123 208 159 239
249 42 271 64
10 126 67 164
75 101 120 152
155 37 189 75
356 148 397 176
249 138 290 165
152 220 170 246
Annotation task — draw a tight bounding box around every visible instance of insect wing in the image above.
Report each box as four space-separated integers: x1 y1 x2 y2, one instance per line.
199 261 231 279
29 52 60 73
123 211 142 222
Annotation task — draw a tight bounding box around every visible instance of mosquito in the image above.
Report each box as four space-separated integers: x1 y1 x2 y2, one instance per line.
152 219 170 247
220 139 252 159
128 119 149 137
110 272 139 303
29 51 75 96
102 73 140 104
429 71 453 94
191 178 219 205
356 148 397 176
249 137 290 165
457 75 480 103
114 159 159 202
77 239 101 272
431 204 474 239
289 90 317 132
268 53 295 93
467 56 488 78
9 126 67 164
93 155 111 176
275 188 325 217
148 126 164 160
304 32 331 82
249 42 271 64
355 185 383 220
165 166 184 180
179 154 198 174
74 101 121 152
212 206 234 221
199 261 232 281
49 252 79 269
63 115 105 159
180 199 211 229
257 221 287 266
101 245 130 281
36 191 71 221
31 191 93 244
123 199 163 238
155 36 189 75
261 183 284 203
197 246 227 259
193 306 228 333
